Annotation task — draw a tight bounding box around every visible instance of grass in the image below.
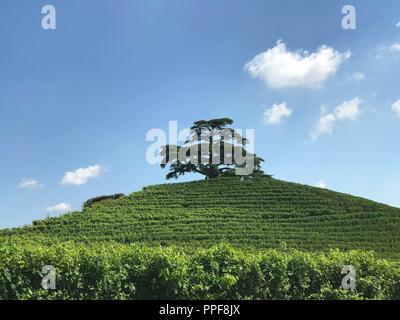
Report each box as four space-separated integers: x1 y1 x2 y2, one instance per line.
2 176 400 259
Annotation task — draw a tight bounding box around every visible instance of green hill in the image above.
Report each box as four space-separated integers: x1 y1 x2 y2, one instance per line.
2 177 400 258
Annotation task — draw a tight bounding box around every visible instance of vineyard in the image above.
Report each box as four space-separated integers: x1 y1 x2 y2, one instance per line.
1 243 400 300
1 176 400 258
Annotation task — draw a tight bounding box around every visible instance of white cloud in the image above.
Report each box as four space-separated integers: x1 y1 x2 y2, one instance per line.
334 98 362 120
311 113 337 140
18 178 42 189
60 164 103 186
375 43 400 58
348 72 365 81
311 98 362 140
46 202 72 213
316 180 327 189
396 21 400 28
245 40 351 89
392 99 400 118
389 43 400 52
263 102 293 125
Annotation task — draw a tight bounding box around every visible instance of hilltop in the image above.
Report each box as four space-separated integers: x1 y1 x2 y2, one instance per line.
2 177 400 258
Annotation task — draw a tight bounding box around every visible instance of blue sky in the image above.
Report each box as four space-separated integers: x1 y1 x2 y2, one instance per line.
1 0 400 228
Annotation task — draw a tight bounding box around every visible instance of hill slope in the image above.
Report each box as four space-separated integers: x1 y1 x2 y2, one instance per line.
2 177 400 258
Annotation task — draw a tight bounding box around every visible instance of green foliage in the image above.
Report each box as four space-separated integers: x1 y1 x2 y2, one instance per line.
82 194 125 209
160 118 265 179
0 243 399 300
1 177 400 259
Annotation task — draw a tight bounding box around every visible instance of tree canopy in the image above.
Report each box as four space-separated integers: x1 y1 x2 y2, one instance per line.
160 118 266 180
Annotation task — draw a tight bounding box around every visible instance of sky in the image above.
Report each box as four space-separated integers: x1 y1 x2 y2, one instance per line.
1 0 400 228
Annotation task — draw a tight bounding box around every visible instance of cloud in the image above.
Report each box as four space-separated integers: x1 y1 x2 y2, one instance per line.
396 21 400 28
311 97 362 140
348 72 365 81
311 113 337 139
60 164 103 186
245 40 351 89
263 102 293 125
18 178 42 189
334 98 362 120
389 43 400 52
392 99 400 118
374 43 400 58
46 203 72 213
316 180 327 189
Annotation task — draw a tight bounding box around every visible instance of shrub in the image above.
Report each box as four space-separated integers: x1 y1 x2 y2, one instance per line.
1 243 399 300
82 194 125 209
